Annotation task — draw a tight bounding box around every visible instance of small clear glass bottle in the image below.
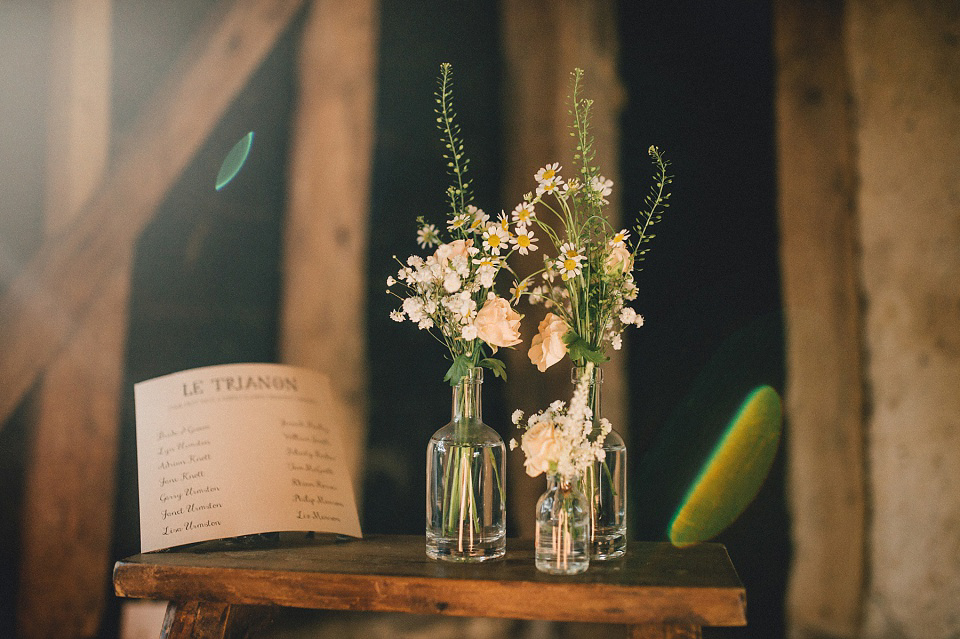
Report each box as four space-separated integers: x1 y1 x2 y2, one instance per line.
574 365 627 560
534 475 590 575
426 367 506 561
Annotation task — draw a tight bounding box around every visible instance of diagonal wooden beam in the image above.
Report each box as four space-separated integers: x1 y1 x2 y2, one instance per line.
0 0 306 428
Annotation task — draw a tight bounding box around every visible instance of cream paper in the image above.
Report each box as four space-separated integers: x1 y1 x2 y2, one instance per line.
134 363 362 552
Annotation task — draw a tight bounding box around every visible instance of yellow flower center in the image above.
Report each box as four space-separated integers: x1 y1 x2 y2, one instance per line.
517 235 530 248
542 169 555 180
488 234 501 247
563 258 577 272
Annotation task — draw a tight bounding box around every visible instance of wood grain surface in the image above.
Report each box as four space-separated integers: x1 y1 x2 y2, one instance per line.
115 535 745 627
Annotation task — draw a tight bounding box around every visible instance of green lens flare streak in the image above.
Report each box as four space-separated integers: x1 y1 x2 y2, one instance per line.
669 385 782 547
215 131 254 191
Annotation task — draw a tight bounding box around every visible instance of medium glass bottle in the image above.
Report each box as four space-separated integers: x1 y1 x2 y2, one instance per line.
426 367 506 561
534 475 590 574
574 365 627 559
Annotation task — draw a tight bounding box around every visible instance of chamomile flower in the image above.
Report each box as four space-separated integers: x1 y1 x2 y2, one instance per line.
511 202 536 226
482 225 510 255
465 205 489 234
536 176 563 197
609 229 630 248
509 278 530 301
497 210 511 232
555 243 585 281
417 224 440 248
511 226 538 255
535 163 562 184
448 212 470 232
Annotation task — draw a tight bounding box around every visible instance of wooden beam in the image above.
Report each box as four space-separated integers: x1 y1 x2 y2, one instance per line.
16 2 124 637
500 0 626 537
279 0 380 497
773 1 866 637
0 0 307 429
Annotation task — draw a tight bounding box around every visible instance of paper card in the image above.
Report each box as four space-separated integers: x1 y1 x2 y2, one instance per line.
134 363 362 552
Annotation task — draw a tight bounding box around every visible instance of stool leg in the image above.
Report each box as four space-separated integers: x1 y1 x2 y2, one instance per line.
160 601 230 639
629 623 703 639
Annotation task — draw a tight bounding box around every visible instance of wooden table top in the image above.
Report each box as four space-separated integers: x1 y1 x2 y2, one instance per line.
114 534 746 627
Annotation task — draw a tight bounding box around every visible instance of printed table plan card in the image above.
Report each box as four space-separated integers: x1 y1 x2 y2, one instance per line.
134 363 362 552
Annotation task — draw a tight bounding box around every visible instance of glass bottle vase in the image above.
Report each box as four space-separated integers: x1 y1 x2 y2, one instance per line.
426 367 506 561
534 475 590 574
573 365 627 560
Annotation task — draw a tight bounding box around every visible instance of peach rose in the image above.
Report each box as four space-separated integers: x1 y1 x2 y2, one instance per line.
474 296 522 348
434 239 472 264
521 420 561 477
528 312 568 372
605 244 633 275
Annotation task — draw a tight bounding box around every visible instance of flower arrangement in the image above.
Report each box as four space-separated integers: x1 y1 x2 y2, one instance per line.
387 63 523 386
511 69 672 565
510 370 611 483
507 68 672 373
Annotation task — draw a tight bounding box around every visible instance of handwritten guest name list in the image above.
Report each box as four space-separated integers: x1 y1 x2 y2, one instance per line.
135 363 362 552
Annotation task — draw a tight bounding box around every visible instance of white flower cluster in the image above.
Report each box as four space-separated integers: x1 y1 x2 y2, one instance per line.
509 371 611 482
388 208 522 356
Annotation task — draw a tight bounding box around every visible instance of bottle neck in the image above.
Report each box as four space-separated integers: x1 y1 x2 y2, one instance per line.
571 364 602 423
452 367 483 423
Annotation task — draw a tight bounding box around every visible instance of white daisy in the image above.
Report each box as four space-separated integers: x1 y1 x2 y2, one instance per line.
497 210 511 232
417 224 439 248
465 205 489 234
610 229 631 248
510 227 538 255
555 243 585 281
448 213 470 232
536 177 563 197
511 202 536 226
482 225 510 255
535 163 562 184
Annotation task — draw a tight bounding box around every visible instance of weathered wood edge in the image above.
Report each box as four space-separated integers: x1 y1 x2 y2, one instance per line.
113 538 746 626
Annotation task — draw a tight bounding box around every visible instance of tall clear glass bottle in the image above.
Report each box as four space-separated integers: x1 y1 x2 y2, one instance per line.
574 365 627 559
426 367 506 561
534 475 590 574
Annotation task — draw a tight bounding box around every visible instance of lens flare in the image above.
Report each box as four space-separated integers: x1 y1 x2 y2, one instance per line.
669 385 782 547
215 131 254 191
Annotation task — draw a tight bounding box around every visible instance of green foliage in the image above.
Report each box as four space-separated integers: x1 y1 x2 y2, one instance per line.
633 145 673 270
436 63 474 217
479 357 507 380
443 355 473 386
562 330 608 365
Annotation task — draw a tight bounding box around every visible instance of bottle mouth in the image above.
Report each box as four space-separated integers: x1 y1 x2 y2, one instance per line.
571 366 602 384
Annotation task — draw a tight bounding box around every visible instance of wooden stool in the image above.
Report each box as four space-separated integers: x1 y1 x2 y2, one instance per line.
113 534 746 638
